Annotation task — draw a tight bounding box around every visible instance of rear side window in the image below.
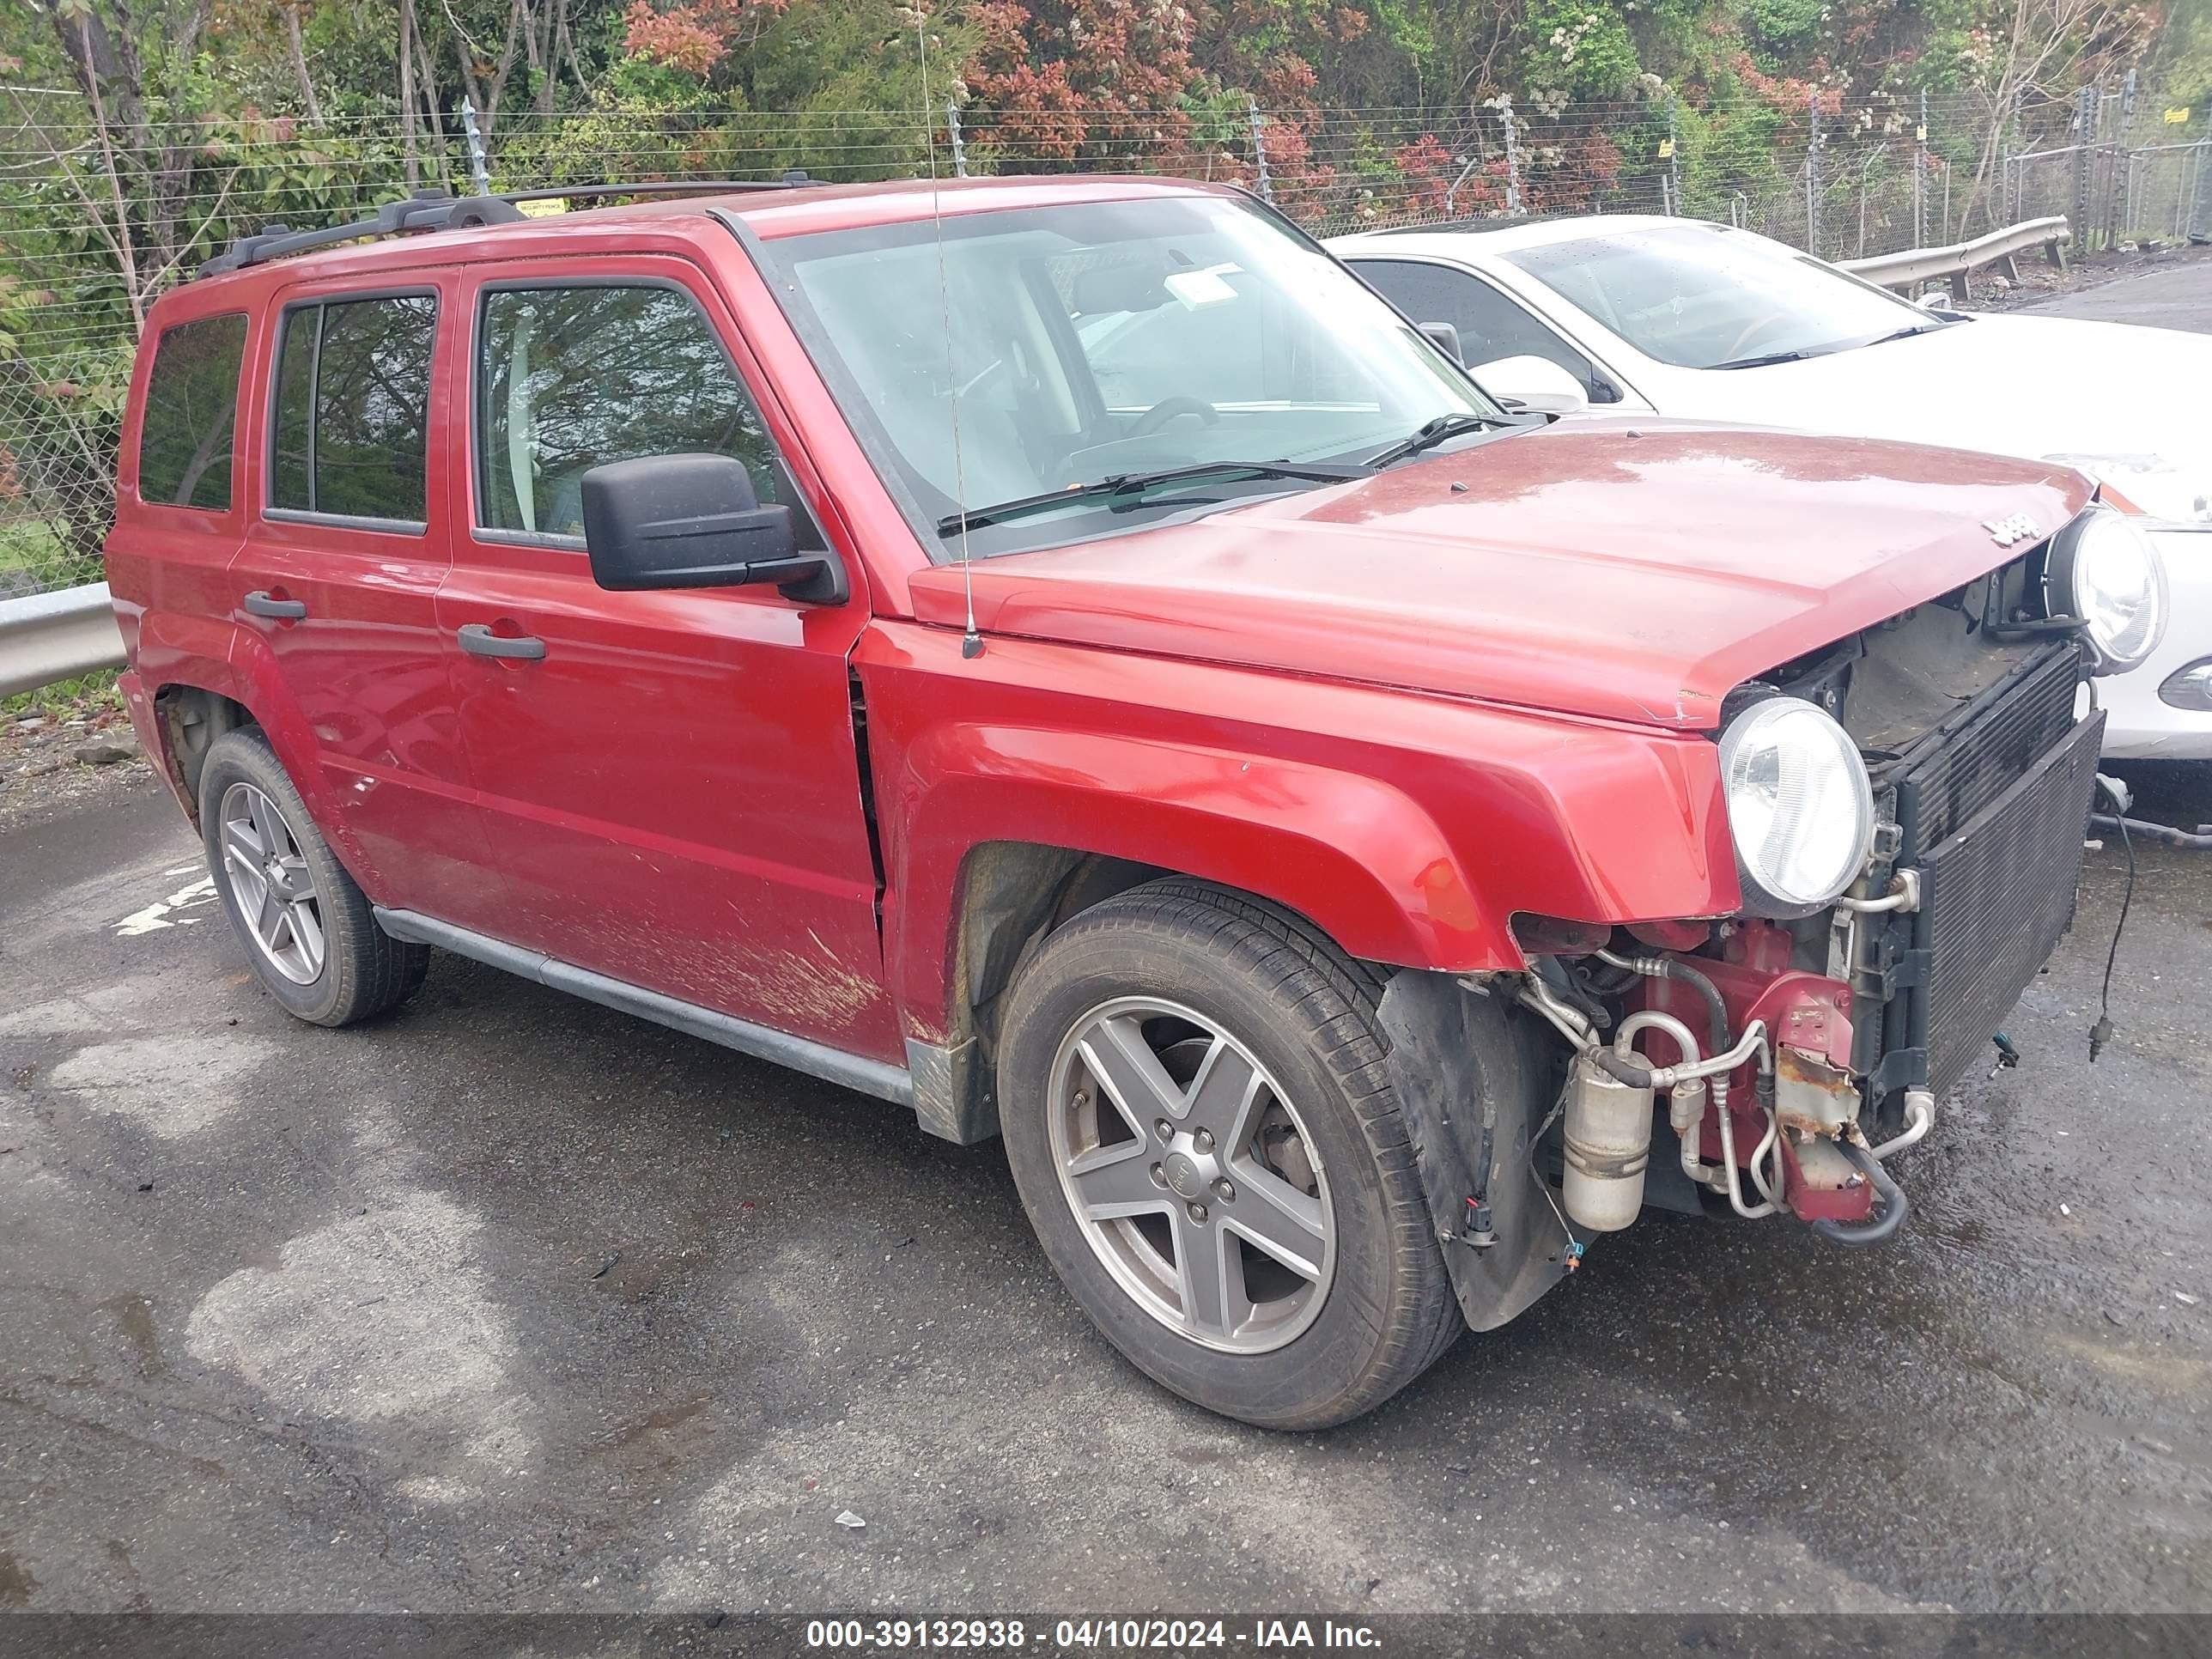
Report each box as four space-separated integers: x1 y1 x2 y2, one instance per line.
269 293 438 524
137 313 248 509
1351 258 1621 404
475 283 781 540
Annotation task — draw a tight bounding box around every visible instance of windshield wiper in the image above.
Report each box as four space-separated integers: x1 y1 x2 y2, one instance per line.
1709 346 1828 370
1362 412 1508 469
1860 319 1954 348
1713 319 1957 371
935 459 1370 537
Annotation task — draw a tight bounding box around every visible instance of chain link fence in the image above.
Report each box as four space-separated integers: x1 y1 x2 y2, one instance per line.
2003 79 2212 250
1 81 2198 600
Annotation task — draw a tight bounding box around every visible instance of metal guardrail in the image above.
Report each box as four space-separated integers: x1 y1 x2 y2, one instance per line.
0 582 125 699
1839 216 2072 301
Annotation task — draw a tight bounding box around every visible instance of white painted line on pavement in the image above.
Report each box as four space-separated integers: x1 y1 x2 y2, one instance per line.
114 874 217 935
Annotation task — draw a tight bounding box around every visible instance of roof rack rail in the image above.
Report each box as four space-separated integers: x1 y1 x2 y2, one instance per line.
197 172 816 277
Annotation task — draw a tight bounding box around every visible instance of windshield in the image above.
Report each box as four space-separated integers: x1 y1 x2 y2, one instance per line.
757 194 1500 556
1503 222 1931 370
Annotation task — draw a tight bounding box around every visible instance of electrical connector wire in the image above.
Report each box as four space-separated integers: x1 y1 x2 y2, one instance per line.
2090 781 2136 1064
1530 1164 1584 1272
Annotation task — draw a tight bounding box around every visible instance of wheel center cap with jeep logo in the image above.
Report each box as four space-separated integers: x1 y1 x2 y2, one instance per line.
1162 1151 1207 1200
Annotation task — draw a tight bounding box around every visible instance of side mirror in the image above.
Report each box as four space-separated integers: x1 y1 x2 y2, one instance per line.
1419 321 1464 364
581 453 846 603
1470 353 1590 416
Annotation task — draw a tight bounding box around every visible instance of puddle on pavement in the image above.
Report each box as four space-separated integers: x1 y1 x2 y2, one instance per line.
0 1550 37 1607
98 1292 163 1376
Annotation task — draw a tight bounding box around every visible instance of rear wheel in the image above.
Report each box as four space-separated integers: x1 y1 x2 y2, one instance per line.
198 728 428 1026
997 879 1462 1429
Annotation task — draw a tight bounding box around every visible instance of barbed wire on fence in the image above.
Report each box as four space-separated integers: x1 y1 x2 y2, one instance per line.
1 82 2204 599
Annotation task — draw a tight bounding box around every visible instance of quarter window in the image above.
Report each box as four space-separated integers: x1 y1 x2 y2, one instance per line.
475 284 780 540
137 313 248 509
269 294 438 523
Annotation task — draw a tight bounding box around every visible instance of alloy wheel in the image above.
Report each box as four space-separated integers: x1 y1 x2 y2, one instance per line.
217 781 325 985
1046 996 1335 1353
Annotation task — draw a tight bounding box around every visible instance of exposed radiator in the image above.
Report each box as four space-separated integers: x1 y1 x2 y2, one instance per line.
1914 709 2104 1095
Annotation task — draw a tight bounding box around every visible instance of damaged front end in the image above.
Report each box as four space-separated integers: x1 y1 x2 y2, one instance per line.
1396 529 2119 1333
1520 926 1920 1246
1558 537 2108 1235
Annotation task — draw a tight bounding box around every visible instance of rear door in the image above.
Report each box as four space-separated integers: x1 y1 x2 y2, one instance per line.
227 272 505 927
433 258 897 1060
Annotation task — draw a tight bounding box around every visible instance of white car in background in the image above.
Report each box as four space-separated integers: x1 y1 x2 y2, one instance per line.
1328 215 2212 758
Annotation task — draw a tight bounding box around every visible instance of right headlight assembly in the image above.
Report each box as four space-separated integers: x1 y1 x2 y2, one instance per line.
1718 696 1875 919
2046 505 2169 674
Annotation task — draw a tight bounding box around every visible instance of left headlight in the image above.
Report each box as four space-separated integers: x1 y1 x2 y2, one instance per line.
2047 506 2169 673
1717 696 1875 919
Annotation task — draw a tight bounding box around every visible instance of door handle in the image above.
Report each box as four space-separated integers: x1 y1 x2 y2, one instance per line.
456 623 548 661
241 590 307 620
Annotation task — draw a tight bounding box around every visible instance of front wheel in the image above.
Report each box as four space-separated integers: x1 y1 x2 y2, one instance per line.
997 879 1462 1429
198 727 428 1027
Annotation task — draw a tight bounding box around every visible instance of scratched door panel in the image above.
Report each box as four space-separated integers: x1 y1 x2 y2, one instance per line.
435 261 896 1060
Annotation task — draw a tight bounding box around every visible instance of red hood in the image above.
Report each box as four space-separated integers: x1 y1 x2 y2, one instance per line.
908 421 2094 730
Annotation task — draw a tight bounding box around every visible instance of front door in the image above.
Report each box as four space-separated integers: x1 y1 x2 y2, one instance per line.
226 273 504 929
434 260 897 1061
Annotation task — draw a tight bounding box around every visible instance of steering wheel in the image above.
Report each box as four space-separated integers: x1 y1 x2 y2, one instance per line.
1129 395 1222 437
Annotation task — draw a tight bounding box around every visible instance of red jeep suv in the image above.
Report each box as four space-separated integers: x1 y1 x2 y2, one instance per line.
106 175 2165 1428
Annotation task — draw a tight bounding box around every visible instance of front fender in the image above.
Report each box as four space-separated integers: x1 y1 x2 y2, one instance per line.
859 623 1739 1042
885 727 1482 1041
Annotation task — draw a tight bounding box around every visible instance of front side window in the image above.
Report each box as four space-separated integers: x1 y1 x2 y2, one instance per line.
1504 224 1930 370
269 293 437 523
475 283 780 541
757 195 1501 557
1350 258 1620 404
137 313 248 509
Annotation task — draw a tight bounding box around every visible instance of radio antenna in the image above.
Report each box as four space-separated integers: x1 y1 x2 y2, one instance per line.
918 15 981 659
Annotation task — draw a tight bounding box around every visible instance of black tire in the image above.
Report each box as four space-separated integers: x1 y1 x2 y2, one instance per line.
198 727 428 1027
997 878 1462 1430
